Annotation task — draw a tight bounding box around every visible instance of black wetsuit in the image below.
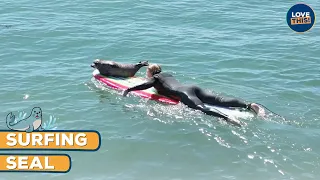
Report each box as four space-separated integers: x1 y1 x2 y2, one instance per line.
126 72 250 119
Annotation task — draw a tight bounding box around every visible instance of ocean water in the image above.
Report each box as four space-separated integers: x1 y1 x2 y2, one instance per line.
1 0 319 179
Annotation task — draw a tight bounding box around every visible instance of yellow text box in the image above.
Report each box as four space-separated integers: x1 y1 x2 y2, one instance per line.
0 154 71 172
0 131 101 151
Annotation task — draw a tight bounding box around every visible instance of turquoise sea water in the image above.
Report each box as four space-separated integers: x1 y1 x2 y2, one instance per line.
1 0 320 179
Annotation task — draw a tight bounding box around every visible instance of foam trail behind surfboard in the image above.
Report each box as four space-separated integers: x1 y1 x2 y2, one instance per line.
206 105 254 120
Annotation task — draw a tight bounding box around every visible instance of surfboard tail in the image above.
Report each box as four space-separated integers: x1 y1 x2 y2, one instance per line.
225 116 242 127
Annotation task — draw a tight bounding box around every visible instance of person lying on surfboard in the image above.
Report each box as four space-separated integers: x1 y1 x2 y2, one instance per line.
122 64 266 120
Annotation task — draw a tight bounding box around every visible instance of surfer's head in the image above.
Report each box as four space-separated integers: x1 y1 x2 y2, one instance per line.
147 64 161 78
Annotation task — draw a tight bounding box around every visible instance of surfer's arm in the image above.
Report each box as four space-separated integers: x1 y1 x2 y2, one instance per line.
123 78 156 96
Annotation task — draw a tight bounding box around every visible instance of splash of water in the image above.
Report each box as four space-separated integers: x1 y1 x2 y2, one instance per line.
42 115 58 130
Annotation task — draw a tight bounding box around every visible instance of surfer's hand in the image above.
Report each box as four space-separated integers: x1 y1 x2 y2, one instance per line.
123 89 129 97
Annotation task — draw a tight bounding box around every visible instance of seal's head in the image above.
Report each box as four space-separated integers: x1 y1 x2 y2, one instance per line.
91 59 117 69
147 64 162 78
31 107 42 119
91 59 101 69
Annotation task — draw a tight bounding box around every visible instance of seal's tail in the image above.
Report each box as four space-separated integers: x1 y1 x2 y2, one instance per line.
6 112 15 128
138 61 149 66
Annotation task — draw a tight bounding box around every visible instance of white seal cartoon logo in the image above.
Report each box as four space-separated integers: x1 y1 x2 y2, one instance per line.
6 107 44 133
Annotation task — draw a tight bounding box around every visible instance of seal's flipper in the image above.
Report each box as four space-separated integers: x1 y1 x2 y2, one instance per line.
26 125 34 133
6 112 16 129
6 112 15 125
38 125 45 131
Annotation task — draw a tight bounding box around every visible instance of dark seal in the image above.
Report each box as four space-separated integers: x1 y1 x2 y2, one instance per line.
91 59 149 77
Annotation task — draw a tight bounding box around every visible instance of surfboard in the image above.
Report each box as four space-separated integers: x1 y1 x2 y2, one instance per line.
92 69 254 125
